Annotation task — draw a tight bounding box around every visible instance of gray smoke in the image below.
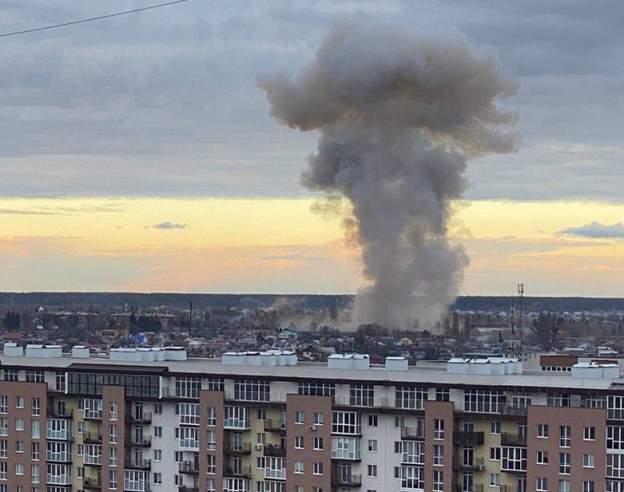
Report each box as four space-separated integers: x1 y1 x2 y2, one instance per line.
260 19 517 330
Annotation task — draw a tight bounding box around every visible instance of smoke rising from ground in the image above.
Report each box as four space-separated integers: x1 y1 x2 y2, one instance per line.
260 19 517 330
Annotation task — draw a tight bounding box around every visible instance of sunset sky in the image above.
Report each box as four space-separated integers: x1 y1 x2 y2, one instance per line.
1 1 623 296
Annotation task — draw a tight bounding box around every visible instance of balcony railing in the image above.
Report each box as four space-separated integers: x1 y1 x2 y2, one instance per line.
224 442 252 454
224 418 250 430
126 459 152 470
178 461 199 474
453 431 484 446
129 436 152 447
83 432 102 444
264 467 286 481
455 457 484 471
401 426 425 440
128 412 153 424
224 465 252 478
502 406 529 417
332 474 362 487
83 477 102 489
47 429 71 441
178 487 199 492
501 433 527 447
49 408 73 419
263 419 286 433
263 444 286 457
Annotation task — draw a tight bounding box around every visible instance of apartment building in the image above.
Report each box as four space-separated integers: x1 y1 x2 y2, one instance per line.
0 345 623 492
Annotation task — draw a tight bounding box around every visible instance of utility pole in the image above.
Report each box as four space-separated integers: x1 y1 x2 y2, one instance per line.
517 283 525 346
189 300 193 338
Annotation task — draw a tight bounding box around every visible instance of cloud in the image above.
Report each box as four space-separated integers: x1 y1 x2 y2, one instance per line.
151 221 186 230
560 221 624 239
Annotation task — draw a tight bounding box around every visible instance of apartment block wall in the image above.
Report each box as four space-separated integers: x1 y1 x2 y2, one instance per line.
200 389 224 492
286 394 332 492
424 400 454 492
102 385 125 492
0 381 48 490
527 405 607 492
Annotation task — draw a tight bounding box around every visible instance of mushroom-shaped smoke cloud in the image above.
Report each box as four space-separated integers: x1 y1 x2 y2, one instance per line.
260 19 517 330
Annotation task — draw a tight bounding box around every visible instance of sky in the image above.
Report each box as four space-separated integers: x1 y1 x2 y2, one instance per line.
0 0 623 296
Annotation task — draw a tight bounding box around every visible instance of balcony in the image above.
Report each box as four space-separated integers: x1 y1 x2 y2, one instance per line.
83 432 102 444
224 465 252 478
126 459 152 470
83 410 103 421
501 433 527 447
224 442 252 455
47 429 72 441
83 477 102 489
263 444 286 457
455 457 484 471
453 431 484 446
84 456 102 467
264 467 287 481
264 419 286 433
129 436 152 447
401 426 425 440
128 412 153 424
502 406 528 417
224 418 250 430
49 408 73 419
179 461 199 474
332 474 362 488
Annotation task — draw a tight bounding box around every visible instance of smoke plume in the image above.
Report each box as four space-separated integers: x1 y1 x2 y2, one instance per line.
260 19 517 330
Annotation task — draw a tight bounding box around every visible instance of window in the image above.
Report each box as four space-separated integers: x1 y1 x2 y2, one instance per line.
294 461 304 474
489 447 501 461
207 454 216 474
32 398 40 416
295 436 304 449
16 418 24 431
256 432 265 445
331 436 361 460
547 393 570 407
0 440 5 458
490 473 501 487
176 403 200 425
395 385 428 409
609 396 624 420
207 407 217 426
399 465 424 490
433 470 444 492
153 473 162 484
464 390 505 413
207 430 216 450
16 396 24 408
559 453 570 475
502 447 527 472
397 440 424 465
0 397 6 414
350 384 374 407
538 424 549 438
367 465 377 477
559 480 570 492
234 379 270 402
55 372 65 392
537 451 548 465
368 439 377 452
583 454 595 468
298 382 335 396
2 369 17 382
31 442 40 460
607 454 624 479
31 419 40 439
109 401 118 420
153 449 162 462
295 411 304 424
25 370 44 383
314 412 324 426
178 427 198 449
16 463 24 475
490 421 501 434
434 419 444 440
0 418 6 437
154 426 162 438
175 377 201 398
313 462 323 475
433 444 444 465
537 478 548 492
154 403 162 415
109 424 118 444
16 440 24 453
314 437 323 450
332 411 360 435
583 481 595 492
559 426 571 448
31 463 39 483
583 426 595 441
368 415 378 427
436 388 450 401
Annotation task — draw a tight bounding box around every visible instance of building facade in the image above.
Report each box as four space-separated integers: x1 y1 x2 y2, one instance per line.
0 348 622 492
